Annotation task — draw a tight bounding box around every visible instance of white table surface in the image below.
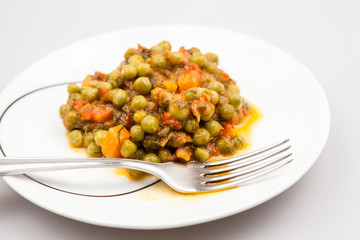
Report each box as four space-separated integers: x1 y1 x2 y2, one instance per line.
0 0 359 239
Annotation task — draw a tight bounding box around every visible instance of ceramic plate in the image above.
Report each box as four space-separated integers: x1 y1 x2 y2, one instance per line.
0 25 330 229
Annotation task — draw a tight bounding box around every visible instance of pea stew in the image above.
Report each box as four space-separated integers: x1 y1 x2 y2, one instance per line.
59 41 253 177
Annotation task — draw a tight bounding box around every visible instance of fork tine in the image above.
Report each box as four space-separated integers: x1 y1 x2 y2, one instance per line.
203 139 289 167
202 145 291 175
202 152 292 184
204 156 293 191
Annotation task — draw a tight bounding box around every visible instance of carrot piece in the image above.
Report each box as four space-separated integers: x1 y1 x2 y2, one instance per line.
98 87 109 101
101 125 130 158
175 147 192 161
81 75 93 87
93 107 113 123
177 71 201 92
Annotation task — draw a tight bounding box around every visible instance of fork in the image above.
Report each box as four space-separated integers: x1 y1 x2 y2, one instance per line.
0 139 292 193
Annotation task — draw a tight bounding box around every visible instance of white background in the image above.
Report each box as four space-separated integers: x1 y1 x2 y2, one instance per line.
0 0 359 239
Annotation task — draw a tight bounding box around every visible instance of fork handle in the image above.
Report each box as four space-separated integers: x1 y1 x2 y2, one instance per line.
0 157 159 176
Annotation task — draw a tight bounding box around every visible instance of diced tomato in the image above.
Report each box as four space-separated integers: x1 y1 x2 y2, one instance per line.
206 143 218 156
179 46 192 59
220 123 233 138
222 72 229 80
241 108 248 117
164 111 182 129
73 100 87 110
184 64 202 73
226 112 238 125
81 109 96 121
81 107 112 122
93 71 107 81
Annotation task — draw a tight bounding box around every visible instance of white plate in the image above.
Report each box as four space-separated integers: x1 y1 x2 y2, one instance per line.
0 25 330 229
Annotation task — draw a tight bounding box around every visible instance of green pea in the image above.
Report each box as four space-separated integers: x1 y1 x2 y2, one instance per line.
169 52 185 65
185 88 197 101
158 149 172 162
80 87 98 102
122 64 137 79
200 103 215 121
65 111 78 127
128 169 145 178
128 55 144 66
67 84 80 93
131 95 148 111
209 90 219 105
206 81 225 94
233 134 245 149
204 62 217 74
216 138 235 155
202 72 216 83
134 77 152 95
83 132 95 147
70 93 83 101
229 94 242 109
133 110 147 123
151 45 164 53
194 148 210 162
190 52 207 67
188 47 200 54
143 153 161 163
94 130 108 146
204 120 223 137
109 89 129 107
87 142 102 157
134 148 146 160
158 91 173 108
120 139 137 158
184 119 199 133
193 128 210 146
124 48 137 59
97 82 113 91
220 103 235 120
227 84 240 94
205 52 219 64
59 104 72 115
136 63 151 77
107 79 120 88
108 69 121 81
158 41 172 51
69 130 83 147
151 54 167 69
168 101 189 121
141 115 159 133
130 125 145 142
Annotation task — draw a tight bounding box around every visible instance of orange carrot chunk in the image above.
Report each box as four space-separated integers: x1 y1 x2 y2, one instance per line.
101 125 130 158
177 71 201 92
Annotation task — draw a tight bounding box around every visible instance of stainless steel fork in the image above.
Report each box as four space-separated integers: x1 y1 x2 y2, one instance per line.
0 139 292 193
